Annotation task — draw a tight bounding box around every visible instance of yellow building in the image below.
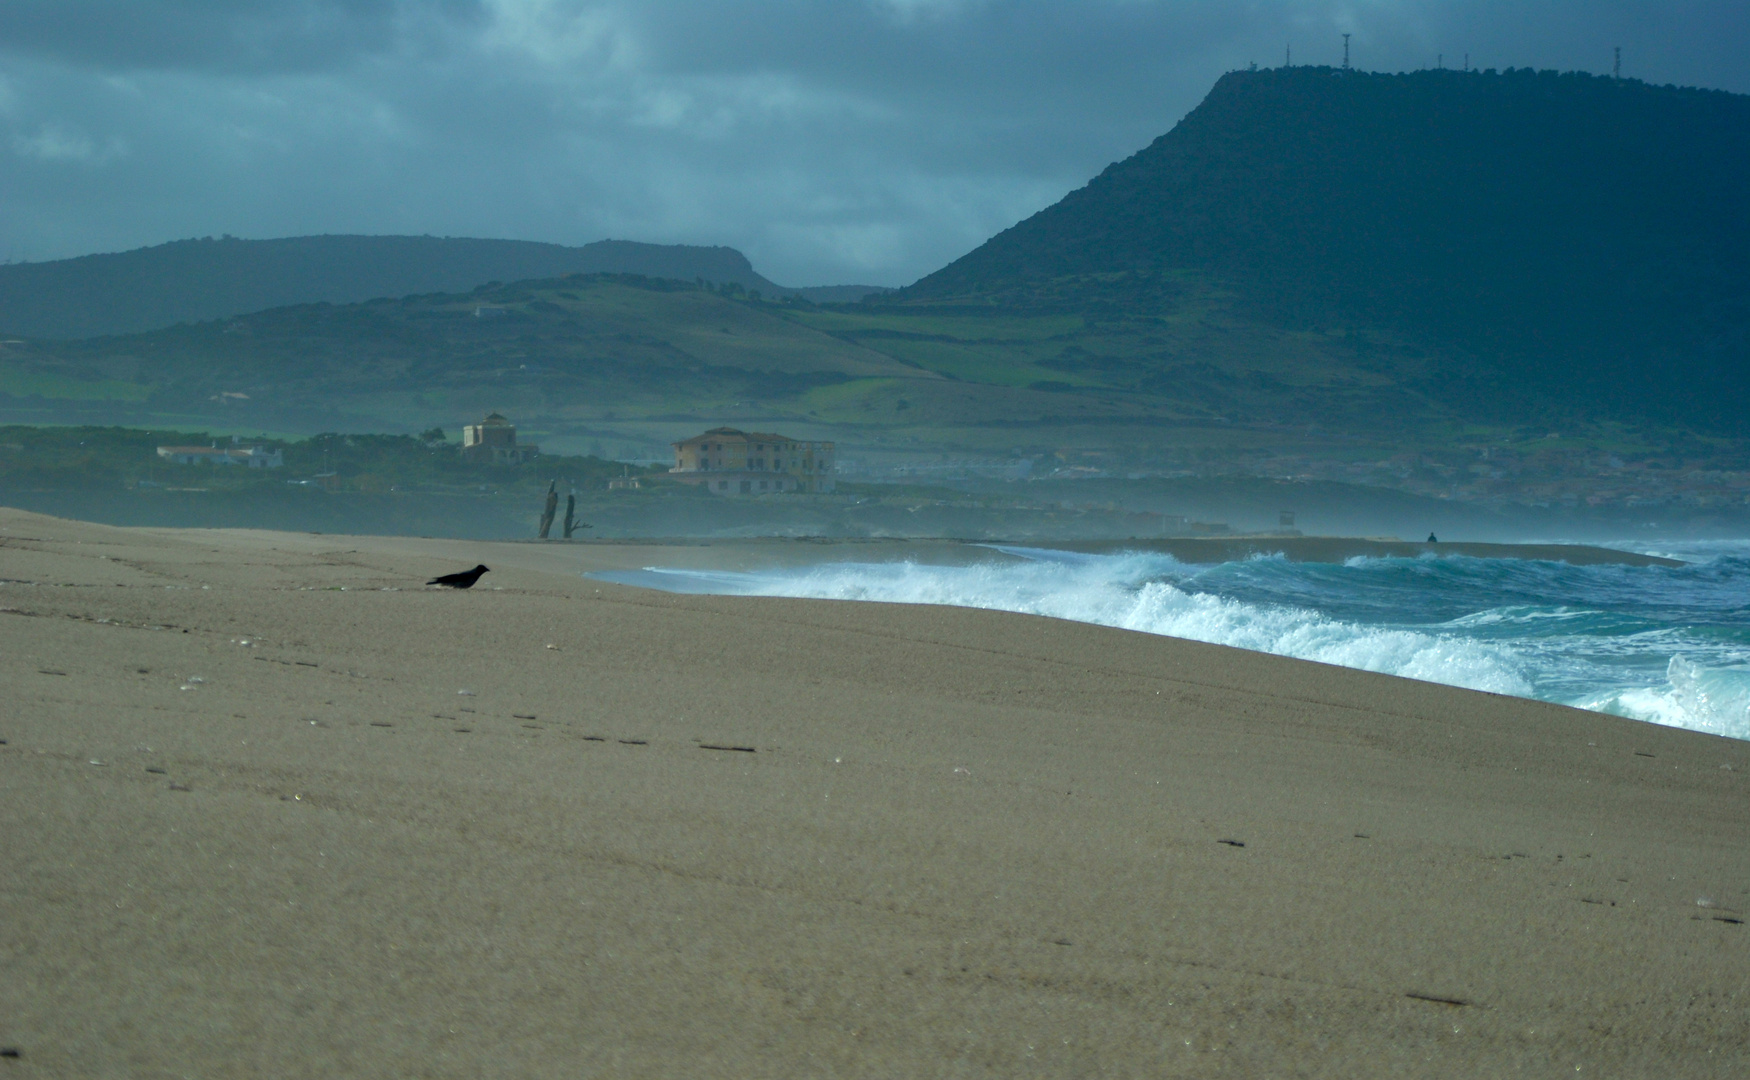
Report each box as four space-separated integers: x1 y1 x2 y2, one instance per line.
670 427 835 495
460 412 539 464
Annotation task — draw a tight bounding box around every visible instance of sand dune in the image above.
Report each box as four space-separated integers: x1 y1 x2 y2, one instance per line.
2 508 1746 1077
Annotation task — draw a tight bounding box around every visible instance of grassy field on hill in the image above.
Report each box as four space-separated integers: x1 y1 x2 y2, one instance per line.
0 270 1476 475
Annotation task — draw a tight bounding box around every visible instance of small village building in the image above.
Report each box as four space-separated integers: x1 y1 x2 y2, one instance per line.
669 427 835 495
156 444 284 468
461 412 539 464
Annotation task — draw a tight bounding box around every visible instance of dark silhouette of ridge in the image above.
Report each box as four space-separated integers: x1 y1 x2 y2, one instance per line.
903 66 1750 431
0 235 890 340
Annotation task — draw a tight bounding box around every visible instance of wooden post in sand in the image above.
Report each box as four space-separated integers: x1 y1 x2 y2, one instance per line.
562 494 577 539
537 481 558 539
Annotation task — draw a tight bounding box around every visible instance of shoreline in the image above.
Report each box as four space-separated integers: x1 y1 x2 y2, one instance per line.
523 533 1682 568
3 507 1745 1075
1028 535 1684 567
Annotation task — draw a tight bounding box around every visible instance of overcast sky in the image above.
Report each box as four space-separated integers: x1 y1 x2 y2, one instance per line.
0 1 1744 286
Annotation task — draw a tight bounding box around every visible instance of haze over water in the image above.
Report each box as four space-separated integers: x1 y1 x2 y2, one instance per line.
597 542 1750 741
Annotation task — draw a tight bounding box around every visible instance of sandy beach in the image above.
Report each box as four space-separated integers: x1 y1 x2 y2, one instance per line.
3 507 1747 1077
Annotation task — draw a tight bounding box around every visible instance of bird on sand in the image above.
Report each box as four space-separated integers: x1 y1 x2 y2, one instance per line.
427 564 490 588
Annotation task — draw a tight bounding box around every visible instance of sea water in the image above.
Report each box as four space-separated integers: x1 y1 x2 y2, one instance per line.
593 541 1750 741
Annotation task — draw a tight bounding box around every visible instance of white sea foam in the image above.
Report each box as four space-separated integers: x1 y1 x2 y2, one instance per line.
601 547 1750 740
636 554 1535 698
1578 656 1750 739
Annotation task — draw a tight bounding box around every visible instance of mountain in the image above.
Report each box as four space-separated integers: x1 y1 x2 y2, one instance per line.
904 66 1750 432
0 234 889 339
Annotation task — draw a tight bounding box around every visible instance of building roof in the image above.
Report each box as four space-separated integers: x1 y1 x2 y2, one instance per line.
675 427 814 446
157 444 274 454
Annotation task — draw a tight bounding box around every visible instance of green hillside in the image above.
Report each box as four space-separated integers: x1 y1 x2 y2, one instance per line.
0 274 927 433
0 269 1442 451
906 66 1750 434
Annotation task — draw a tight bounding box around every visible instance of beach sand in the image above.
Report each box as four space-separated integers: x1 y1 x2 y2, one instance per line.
2 507 1746 1077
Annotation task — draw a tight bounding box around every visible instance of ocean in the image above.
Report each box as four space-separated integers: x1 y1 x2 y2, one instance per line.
592 540 1750 741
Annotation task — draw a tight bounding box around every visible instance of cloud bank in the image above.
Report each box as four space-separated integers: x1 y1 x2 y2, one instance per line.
0 1 1744 286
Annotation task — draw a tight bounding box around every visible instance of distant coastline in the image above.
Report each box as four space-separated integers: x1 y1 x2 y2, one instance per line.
552 534 1681 569
1028 536 1682 568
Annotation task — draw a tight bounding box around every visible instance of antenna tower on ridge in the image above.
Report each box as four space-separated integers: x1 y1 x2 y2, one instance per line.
1286 43 1291 67
1613 46 1621 79
1342 33 1351 69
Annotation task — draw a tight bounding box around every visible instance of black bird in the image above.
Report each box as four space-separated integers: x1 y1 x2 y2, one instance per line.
427 564 490 589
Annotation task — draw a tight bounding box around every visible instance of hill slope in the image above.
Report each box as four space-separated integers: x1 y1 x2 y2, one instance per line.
0 274 935 433
0 235 887 340
905 67 1750 432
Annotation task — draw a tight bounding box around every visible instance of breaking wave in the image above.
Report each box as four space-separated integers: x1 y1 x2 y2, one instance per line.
594 544 1750 740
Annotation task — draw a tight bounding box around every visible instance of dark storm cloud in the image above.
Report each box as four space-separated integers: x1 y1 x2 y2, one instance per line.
0 2 1745 286
0 1 482 73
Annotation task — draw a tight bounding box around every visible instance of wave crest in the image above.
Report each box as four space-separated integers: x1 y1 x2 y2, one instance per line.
593 544 1750 741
